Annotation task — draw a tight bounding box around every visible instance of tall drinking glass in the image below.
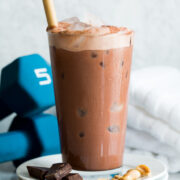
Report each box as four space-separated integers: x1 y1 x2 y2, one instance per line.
48 22 134 170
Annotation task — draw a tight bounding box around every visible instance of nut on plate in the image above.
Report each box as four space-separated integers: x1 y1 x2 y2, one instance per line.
114 175 122 179
112 164 151 180
136 164 151 176
123 169 141 180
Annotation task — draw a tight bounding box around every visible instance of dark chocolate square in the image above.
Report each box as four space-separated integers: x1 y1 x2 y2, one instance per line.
45 163 72 180
27 166 49 180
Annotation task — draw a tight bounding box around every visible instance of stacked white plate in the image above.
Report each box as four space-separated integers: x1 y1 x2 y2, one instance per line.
17 153 168 180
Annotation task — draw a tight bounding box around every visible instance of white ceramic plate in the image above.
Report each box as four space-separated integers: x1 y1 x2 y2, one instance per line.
16 153 167 180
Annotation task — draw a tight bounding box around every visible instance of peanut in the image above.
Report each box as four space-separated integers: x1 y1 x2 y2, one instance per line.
112 164 151 180
136 164 151 176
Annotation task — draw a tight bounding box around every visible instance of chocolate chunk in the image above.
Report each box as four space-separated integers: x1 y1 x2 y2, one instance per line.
45 163 72 180
79 132 85 138
121 60 124 66
61 73 65 79
91 52 98 58
78 108 87 117
106 50 109 54
100 61 105 68
27 166 49 180
62 173 83 180
52 46 56 52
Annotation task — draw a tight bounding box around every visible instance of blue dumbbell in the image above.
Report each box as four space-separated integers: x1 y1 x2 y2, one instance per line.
0 114 60 166
0 54 55 118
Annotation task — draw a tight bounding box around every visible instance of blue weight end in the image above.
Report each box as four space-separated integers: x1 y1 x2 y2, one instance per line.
0 54 55 117
0 131 29 163
8 114 61 166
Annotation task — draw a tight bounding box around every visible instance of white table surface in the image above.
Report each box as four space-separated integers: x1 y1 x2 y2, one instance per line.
0 162 179 180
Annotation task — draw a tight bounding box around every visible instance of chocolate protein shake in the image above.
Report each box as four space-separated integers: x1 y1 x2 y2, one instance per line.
48 18 134 171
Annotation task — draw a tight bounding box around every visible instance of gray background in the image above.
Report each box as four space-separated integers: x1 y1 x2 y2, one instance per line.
0 0 180 179
1 0 180 69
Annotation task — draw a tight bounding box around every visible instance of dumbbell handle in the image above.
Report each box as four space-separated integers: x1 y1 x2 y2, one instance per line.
0 131 29 163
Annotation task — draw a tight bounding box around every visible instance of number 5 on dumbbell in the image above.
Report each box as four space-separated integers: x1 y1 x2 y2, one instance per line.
0 54 55 118
34 68 52 85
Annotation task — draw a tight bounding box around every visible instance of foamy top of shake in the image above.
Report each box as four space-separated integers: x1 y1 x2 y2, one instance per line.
48 17 133 51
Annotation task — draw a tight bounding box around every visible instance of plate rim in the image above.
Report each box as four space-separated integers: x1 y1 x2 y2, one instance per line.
16 153 167 180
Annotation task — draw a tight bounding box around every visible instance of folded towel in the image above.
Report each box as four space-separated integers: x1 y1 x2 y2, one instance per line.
127 66 180 173
128 105 180 153
129 66 180 132
126 128 180 173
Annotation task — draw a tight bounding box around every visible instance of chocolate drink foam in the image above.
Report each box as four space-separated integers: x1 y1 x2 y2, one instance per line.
48 17 134 51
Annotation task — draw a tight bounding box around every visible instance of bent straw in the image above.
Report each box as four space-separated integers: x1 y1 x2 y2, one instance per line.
42 0 58 28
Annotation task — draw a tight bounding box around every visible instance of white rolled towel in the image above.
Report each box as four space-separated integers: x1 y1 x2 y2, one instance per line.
127 105 180 152
126 127 180 173
127 66 180 173
129 66 180 132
